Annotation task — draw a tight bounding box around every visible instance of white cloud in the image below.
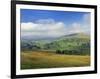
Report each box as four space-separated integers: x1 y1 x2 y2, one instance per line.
21 19 66 38
69 23 90 34
82 13 91 34
21 17 90 39
70 23 83 33
83 13 91 25
35 18 55 24
67 14 91 34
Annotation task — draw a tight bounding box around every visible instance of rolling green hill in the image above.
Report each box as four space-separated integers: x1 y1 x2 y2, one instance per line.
21 33 90 55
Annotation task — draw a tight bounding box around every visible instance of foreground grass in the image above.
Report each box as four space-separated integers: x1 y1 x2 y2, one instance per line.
21 51 90 69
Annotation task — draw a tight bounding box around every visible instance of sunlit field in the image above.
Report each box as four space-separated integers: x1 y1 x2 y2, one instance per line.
21 51 90 69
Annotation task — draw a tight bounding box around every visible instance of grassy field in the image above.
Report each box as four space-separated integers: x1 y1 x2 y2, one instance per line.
21 51 90 69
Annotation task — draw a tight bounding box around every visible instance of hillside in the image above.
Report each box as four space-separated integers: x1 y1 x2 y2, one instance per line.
21 33 90 55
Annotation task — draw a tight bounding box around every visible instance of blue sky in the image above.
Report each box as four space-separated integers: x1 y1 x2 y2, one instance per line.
21 9 90 39
21 9 89 25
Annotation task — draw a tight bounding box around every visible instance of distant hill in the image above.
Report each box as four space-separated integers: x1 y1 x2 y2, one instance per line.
59 33 90 39
21 33 90 55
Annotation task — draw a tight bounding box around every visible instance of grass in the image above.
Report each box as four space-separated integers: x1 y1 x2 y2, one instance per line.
21 51 90 69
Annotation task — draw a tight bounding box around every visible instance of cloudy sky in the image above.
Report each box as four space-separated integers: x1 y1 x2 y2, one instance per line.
21 9 90 39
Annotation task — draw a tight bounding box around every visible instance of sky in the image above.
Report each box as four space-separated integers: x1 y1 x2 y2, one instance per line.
21 9 90 39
